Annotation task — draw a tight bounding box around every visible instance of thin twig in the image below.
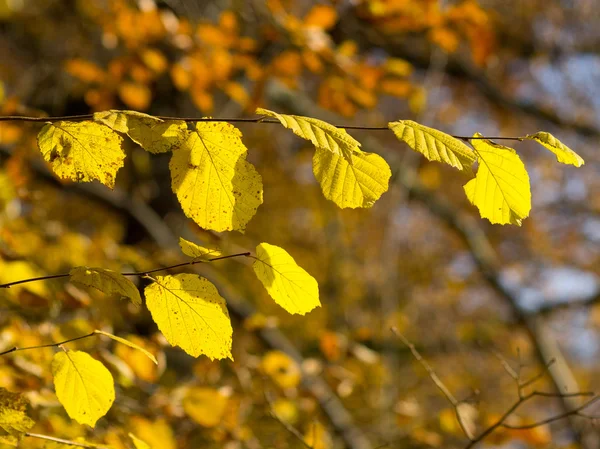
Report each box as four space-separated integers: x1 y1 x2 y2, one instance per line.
0 332 96 356
0 113 524 141
25 432 111 448
464 391 597 448
390 327 481 441
264 390 313 449
0 252 250 289
391 327 457 405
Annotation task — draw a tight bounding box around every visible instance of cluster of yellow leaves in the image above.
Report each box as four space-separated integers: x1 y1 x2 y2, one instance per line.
68 1 423 118
267 2 418 116
35 107 584 228
71 2 258 113
390 120 584 225
360 0 495 65
66 46 169 111
39 237 320 426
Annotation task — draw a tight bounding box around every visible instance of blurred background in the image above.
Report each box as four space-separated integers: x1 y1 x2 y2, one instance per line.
0 0 599 448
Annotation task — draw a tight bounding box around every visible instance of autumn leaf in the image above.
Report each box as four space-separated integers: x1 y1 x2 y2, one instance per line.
37 121 125 188
464 134 531 226
524 131 585 167
261 351 301 389
129 417 176 449
52 350 115 427
313 147 391 208
94 110 188 154
178 237 222 260
256 107 361 163
252 243 320 315
0 388 35 446
94 330 157 364
129 433 151 449
169 122 263 232
183 387 228 427
389 120 476 173
70 267 141 305
144 274 233 360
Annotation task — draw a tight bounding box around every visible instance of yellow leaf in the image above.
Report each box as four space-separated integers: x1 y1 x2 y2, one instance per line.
524 131 584 167
178 237 222 259
114 335 160 383
304 5 337 29
463 134 531 226
183 387 228 427
140 48 168 74
118 82 151 111
0 260 49 298
389 120 475 173
52 350 115 427
313 147 391 208
129 433 151 449
303 421 332 449
256 108 360 163
252 243 320 315
37 121 125 188
169 122 263 232
144 274 233 359
0 388 35 446
94 330 157 364
69 266 141 305
261 351 301 389
94 110 187 154
129 417 175 449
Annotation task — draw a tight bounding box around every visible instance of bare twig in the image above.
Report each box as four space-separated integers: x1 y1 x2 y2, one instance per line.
0 332 96 356
264 390 313 449
0 252 250 289
465 392 598 448
390 327 478 440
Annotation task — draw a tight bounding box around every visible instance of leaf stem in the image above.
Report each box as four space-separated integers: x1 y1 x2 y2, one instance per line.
0 114 524 141
0 252 251 289
25 432 112 448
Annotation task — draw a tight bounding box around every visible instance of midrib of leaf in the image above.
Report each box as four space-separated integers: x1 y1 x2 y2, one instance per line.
57 125 105 169
154 280 220 340
254 259 313 309
65 351 92 415
472 148 528 215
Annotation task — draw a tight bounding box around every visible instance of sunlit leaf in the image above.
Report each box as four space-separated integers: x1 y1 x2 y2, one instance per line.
183 387 228 427
169 122 263 232
256 107 360 162
260 351 301 389
178 237 222 260
94 330 157 364
0 388 35 446
52 350 115 427
524 131 584 167
94 110 187 154
129 433 151 449
37 121 124 188
252 243 320 315
144 274 233 360
129 417 175 449
463 134 531 226
69 267 141 305
389 120 475 173
313 147 391 208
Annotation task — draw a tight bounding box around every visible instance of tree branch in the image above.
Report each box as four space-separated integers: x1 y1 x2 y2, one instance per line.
0 113 526 141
